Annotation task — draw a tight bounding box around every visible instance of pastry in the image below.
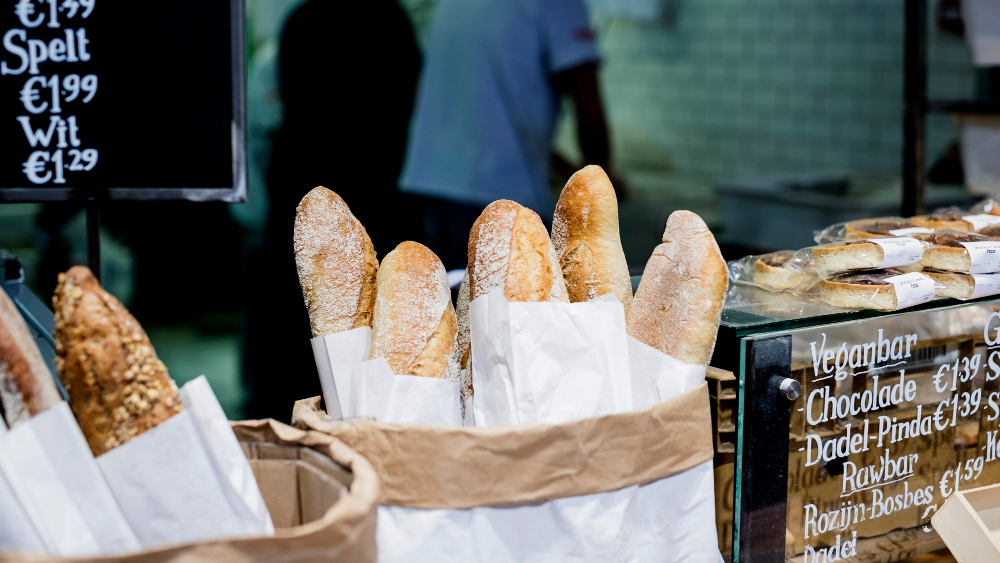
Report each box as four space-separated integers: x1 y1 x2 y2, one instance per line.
818 269 926 310
370 242 457 379
551 166 633 314
53 266 182 456
811 238 923 272
467 199 569 303
920 233 1000 272
0 289 61 427
844 218 929 239
910 211 1000 232
627 211 727 366
294 186 379 338
924 271 976 299
752 251 812 292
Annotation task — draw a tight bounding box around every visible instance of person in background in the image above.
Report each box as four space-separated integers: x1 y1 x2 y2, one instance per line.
242 0 421 421
399 0 623 271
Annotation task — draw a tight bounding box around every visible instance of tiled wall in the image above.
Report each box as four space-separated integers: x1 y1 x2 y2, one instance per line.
554 0 977 223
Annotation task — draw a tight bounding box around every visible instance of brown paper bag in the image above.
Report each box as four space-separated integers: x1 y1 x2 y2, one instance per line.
292 384 718 562
0 419 379 563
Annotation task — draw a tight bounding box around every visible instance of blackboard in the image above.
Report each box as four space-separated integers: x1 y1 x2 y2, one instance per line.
0 0 246 201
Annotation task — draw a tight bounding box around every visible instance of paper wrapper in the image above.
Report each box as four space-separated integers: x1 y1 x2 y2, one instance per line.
96 379 272 549
349 359 462 426
0 418 50 556
292 382 719 562
5 403 140 557
469 290 631 426
0 419 380 563
311 327 372 420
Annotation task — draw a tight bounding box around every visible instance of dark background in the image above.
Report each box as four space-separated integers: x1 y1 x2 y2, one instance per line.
0 0 234 191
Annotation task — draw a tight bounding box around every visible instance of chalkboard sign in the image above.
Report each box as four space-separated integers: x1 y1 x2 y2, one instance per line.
0 0 245 201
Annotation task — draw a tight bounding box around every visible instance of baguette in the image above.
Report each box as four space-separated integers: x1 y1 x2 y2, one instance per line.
53 266 182 456
552 166 632 313
0 289 61 427
627 211 727 365
294 186 379 337
451 272 473 400
370 242 457 379
468 199 569 303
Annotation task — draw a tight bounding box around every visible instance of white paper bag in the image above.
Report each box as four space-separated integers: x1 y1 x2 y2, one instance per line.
350 359 462 426
311 327 372 419
0 418 51 556
469 290 632 426
627 336 707 409
7 403 140 556
179 376 274 535
97 409 264 549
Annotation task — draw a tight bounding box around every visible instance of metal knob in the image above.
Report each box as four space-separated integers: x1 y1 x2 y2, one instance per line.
779 378 801 401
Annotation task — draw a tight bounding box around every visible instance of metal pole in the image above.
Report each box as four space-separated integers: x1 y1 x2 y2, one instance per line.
85 198 100 280
902 0 928 216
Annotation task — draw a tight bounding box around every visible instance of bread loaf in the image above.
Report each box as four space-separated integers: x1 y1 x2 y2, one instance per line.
370 242 457 378
627 211 727 365
0 289 61 427
468 199 569 303
552 166 633 313
53 266 182 456
294 186 379 337
451 272 473 399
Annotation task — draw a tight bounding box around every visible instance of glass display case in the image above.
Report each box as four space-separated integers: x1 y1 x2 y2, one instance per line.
711 285 1000 562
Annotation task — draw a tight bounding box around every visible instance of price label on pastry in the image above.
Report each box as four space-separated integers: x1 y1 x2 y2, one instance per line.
888 227 932 236
968 273 1000 299
0 0 245 201
961 241 1000 274
963 214 1000 231
870 237 924 269
884 272 935 309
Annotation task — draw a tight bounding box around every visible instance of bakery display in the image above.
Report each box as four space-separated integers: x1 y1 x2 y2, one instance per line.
752 250 812 292
919 233 1000 272
0 289 61 428
370 241 458 379
627 210 727 366
551 165 633 314
844 218 929 239
294 186 379 338
468 199 569 303
53 266 183 457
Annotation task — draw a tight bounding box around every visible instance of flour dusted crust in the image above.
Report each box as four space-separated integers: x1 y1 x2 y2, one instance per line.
752 251 812 292
924 270 975 298
0 289 60 428
468 199 568 303
818 269 902 310
810 241 887 271
449 272 473 401
626 211 727 365
53 266 182 456
920 233 998 272
845 218 921 239
552 165 632 314
294 186 379 337
370 242 457 378
911 210 974 232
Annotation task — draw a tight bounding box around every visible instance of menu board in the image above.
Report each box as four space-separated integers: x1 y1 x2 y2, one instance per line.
786 303 1000 560
0 0 245 201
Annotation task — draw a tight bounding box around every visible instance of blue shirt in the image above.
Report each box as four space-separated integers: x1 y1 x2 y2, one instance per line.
400 0 599 214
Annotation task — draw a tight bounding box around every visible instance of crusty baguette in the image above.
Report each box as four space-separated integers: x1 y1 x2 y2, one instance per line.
468 199 569 303
626 211 727 365
451 272 473 400
370 242 457 378
0 289 61 427
53 266 182 456
552 166 633 313
294 186 379 338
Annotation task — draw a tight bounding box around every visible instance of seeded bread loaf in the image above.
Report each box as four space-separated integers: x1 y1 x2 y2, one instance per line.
370 242 458 378
627 211 727 366
53 266 182 456
294 186 379 337
0 289 61 428
552 166 633 314
468 199 569 303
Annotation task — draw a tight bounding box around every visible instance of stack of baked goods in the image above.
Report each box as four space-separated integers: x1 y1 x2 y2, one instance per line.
298 166 728 426
729 199 1000 310
0 267 273 557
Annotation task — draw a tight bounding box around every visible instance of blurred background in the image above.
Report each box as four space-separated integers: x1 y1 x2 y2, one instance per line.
1 0 997 421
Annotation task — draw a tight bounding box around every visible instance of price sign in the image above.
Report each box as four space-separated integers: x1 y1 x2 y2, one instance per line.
0 0 245 201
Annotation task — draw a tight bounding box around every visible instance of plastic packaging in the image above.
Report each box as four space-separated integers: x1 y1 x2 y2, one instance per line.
813 217 931 245
727 251 817 294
